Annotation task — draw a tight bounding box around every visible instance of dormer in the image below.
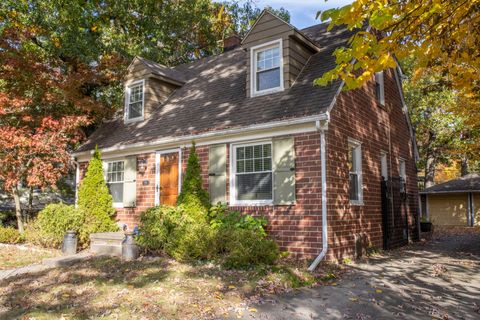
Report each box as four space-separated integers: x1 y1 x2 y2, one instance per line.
242 11 320 97
124 57 185 123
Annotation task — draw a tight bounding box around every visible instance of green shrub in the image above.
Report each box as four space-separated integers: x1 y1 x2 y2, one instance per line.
77 146 117 219
221 228 279 269
177 142 210 213
76 146 118 239
136 205 215 261
0 226 25 244
26 202 117 249
25 203 83 248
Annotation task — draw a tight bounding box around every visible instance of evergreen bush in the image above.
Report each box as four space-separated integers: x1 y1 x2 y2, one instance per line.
25 203 84 248
76 146 118 237
177 142 210 213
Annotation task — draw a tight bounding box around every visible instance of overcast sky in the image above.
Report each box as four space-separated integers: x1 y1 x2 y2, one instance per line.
253 0 352 28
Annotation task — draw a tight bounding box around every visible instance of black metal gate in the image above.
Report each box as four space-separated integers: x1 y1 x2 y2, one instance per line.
381 177 409 249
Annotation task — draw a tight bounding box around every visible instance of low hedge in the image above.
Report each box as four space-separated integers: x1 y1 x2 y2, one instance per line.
26 203 117 249
0 226 25 244
137 204 279 269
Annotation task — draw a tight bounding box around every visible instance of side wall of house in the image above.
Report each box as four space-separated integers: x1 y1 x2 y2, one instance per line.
325 68 419 260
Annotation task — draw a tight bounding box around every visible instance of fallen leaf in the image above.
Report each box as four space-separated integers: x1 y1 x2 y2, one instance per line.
249 308 258 313
375 289 383 294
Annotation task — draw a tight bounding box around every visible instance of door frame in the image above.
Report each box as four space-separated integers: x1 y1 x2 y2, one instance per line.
155 148 182 206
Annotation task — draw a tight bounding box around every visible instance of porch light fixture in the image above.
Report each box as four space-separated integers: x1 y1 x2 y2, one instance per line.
138 158 147 173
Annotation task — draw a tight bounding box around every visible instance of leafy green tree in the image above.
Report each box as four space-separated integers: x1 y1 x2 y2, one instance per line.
220 1 290 37
177 142 210 213
77 146 117 234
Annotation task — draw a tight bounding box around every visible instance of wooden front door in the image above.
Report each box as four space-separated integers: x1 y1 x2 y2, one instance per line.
159 152 179 206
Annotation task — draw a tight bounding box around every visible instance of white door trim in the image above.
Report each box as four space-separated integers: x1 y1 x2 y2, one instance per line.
155 148 182 206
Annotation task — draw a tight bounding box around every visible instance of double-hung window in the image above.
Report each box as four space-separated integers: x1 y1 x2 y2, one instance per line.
125 80 144 121
106 161 124 205
233 142 273 204
348 139 363 204
251 40 283 95
375 71 385 106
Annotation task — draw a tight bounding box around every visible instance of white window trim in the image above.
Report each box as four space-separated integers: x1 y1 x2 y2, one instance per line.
375 71 385 106
380 150 388 180
348 138 363 205
250 39 284 97
104 159 125 208
229 140 274 206
154 148 182 206
399 157 406 181
124 79 145 123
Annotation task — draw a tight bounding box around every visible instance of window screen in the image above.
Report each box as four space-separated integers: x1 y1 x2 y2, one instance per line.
348 143 362 202
107 161 124 203
255 46 281 92
235 143 272 201
128 83 143 119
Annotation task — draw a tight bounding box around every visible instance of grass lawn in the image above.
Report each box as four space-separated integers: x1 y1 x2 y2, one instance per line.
0 244 59 270
0 254 342 319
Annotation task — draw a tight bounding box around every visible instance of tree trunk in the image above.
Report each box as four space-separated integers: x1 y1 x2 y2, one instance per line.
12 186 24 234
460 156 469 176
424 154 436 188
27 186 34 220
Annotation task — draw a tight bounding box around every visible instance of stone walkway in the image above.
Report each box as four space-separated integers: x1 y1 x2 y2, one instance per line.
0 251 91 281
235 232 480 319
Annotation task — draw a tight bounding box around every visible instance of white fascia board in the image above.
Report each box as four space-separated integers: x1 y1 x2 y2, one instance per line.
74 115 326 162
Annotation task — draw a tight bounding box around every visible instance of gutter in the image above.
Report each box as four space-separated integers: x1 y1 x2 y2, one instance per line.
308 118 329 271
73 114 329 158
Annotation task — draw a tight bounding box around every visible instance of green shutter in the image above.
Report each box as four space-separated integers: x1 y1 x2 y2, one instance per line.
208 144 227 204
273 137 295 205
123 156 137 207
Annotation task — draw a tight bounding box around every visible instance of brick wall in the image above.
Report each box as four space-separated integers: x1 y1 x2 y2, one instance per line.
77 68 418 261
324 68 419 261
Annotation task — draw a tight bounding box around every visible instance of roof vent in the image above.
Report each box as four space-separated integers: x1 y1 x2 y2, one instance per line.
223 34 242 51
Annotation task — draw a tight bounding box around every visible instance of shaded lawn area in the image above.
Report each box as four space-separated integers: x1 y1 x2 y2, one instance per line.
0 244 59 270
0 255 342 319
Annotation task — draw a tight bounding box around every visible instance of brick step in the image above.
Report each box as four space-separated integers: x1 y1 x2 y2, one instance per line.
89 232 125 257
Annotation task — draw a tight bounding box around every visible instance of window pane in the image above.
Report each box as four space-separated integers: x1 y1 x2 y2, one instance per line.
245 159 254 172
245 146 253 159
253 145 262 158
237 147 245 160
254 158 263 172
108 183 124 203
237 160 244 173
129 101 143 119
257 68 280 91
263 158 272 171
263 144 271 157
349 173 359 201
237 172 272 201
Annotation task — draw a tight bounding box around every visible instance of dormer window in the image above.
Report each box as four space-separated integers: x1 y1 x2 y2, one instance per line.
251 39 283 96
125 80 144 122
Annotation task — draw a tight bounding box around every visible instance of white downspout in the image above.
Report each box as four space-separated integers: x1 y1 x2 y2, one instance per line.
308 120 329 271
73 158 80 207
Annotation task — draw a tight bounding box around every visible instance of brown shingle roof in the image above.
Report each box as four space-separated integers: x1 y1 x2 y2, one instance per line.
420 173 480 194
76 23 353 153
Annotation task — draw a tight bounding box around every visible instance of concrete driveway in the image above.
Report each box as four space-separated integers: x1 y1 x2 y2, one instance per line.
240 232 480 319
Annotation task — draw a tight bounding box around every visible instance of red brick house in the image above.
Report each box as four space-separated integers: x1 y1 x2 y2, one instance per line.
73 11 419 266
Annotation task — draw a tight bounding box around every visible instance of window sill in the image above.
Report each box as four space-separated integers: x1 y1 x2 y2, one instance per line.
229 201 274 207
113 203 124 209
251 87 283 97
350 200 364 206
124 117 144 124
